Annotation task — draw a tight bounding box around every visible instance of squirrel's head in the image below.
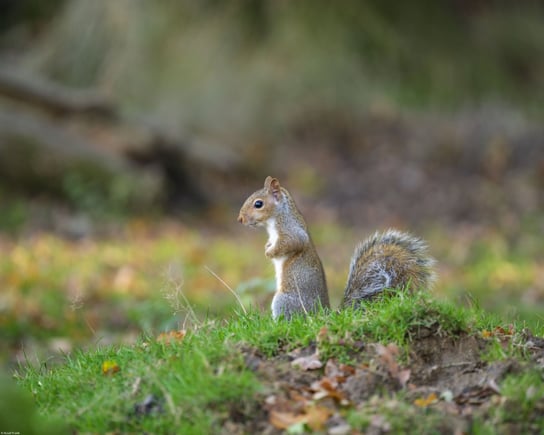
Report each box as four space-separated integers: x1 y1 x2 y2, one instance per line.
238 176 284 227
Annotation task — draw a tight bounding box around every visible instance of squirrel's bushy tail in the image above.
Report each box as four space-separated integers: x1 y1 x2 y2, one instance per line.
341 229 435 309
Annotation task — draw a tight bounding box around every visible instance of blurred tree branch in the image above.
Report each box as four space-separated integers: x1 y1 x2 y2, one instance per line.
0 68 114 118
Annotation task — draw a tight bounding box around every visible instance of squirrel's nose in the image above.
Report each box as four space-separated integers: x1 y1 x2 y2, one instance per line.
237 214 244 224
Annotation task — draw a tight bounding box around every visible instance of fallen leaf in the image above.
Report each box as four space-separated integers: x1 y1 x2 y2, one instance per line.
291 352 323 371
482 325 514 339
375 343 401 375
318 378 338 393
311 378 346 402
157 330 186 345
316 326 329 343
397 368 411 388
375 343 410 386
324 359 356 381
269 410 307 430
481 330 493 338
304 405 332 431
495 325 514 336
414 392 438 407
102 360 120 375
287 388 309 405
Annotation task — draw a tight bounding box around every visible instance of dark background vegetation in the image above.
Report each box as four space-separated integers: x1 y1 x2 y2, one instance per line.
0 0 543 367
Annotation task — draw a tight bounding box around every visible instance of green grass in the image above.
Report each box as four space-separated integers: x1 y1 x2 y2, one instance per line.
492 370 544 431
14 291 543 433
18 325 259 433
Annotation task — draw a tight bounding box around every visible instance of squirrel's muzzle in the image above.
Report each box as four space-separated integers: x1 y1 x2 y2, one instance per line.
237 214 244 224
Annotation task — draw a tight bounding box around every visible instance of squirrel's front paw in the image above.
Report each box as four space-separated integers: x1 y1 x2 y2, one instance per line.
265 244 276 258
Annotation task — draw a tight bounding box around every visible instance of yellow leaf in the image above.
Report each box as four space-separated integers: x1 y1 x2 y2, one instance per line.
102 360 120 375
414 392 438 407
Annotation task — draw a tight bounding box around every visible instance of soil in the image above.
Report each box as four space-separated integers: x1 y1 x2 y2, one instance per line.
226 325 544 434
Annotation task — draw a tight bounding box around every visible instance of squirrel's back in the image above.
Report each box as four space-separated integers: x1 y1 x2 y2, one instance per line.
341 229 435 309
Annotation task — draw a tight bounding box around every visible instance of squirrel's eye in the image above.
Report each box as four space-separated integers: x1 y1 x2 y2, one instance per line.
254 200 264 209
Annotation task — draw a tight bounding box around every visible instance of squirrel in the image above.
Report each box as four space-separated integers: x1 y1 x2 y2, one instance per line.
238 176 435 320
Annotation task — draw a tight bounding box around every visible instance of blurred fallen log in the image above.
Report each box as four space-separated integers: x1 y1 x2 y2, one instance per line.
0 108 163 211
0 68 115 118
0 69 246 213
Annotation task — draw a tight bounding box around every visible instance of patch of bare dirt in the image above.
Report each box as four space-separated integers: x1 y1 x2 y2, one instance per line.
227 326 544 434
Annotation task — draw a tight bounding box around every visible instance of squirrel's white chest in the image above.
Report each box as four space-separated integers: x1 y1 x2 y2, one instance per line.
266 218 279 249
267 218 286 291
272 256 286 291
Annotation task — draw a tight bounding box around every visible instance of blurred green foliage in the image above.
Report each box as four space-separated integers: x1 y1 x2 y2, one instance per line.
0 0 66 31
17 0 541 143
0 371 67 435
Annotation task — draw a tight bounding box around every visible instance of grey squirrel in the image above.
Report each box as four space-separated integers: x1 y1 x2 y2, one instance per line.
238 176 435 320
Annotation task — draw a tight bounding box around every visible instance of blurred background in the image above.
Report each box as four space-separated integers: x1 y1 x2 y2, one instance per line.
0 0 543 368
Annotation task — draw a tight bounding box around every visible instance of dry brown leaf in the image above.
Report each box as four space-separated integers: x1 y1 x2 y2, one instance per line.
316 326 329 343
375 343 400 374
319 378 339 392
339 363 356 376
375 342 412 387
269 410 306 430
291 352 323 371
311 377 346 402
397 368 411 387
287 388 309 406
156 330 186 345
495 325 514 335
304 405 332 431
324 359 356 384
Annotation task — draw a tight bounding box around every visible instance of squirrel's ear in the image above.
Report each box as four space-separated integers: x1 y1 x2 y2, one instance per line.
265 176 282 200
264 176 274 189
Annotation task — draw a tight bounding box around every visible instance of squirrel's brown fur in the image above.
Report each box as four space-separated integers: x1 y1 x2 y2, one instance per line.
238 176 434 319
238 176 329 319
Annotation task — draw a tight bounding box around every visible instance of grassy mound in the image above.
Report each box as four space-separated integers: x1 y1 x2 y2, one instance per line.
15 292 544 433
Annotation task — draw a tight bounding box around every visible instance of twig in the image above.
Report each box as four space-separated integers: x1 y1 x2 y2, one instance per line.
294 276 309 317
163 264 199 325
204 265 247 315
